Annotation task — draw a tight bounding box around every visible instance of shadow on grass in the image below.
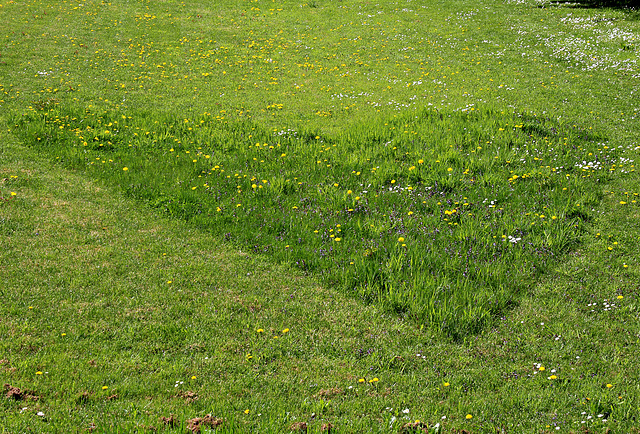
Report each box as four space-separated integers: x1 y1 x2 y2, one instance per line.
547 0 638 11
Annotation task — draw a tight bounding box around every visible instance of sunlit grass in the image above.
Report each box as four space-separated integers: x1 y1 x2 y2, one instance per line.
12 100 635 337
2 0 640 431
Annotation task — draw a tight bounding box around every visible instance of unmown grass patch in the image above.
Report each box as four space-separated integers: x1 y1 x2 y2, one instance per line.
11 101 631 337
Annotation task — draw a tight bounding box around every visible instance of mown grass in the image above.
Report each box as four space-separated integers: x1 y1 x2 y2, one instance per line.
2 0 640 432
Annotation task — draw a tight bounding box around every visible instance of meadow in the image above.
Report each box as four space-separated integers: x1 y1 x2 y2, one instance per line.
2 0 640 432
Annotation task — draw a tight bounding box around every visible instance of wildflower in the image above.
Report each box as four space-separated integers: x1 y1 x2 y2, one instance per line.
606 384 613 388
244 409 250 414
539 366 545 371
358 378 365 383
466 414 473 419
36 371 43 375
282 328 290 333
10 192 16 196
191 376 196 380
102 386 108 390
398 237 405 243
443 382 450 387
123 167 128 171
369 377 379 383
256 329 264 333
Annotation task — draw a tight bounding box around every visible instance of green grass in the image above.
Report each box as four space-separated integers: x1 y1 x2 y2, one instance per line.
2 0 640 432
10 103 624 338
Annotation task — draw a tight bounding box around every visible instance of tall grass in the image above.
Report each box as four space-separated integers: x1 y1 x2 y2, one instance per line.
12 102 625 337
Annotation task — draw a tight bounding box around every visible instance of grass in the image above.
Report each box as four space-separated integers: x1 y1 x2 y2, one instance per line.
2 0 640 432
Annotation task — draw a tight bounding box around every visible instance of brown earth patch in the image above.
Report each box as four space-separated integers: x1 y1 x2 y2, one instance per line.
4 384 39 401
186 415 223 433
160 414 178 428
290 421 308 432
321 422 335 432
314 387 343 399
177 390 198 402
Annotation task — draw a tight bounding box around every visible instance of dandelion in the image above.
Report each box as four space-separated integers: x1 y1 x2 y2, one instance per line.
36 371 43 375
244 409 250 414
282 328 290 333
539 366 545 371
10 192 16 196
398 237 405 243
122 167 128 171
443 382 450 387
102 386 108 390
256 329 264 333
191 376 196 380
358 378 365 383
466 414 473 419
606 384 613 388
369 377 379 383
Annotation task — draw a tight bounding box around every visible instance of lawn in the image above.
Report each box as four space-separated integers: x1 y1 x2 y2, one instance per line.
1 0 640 432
